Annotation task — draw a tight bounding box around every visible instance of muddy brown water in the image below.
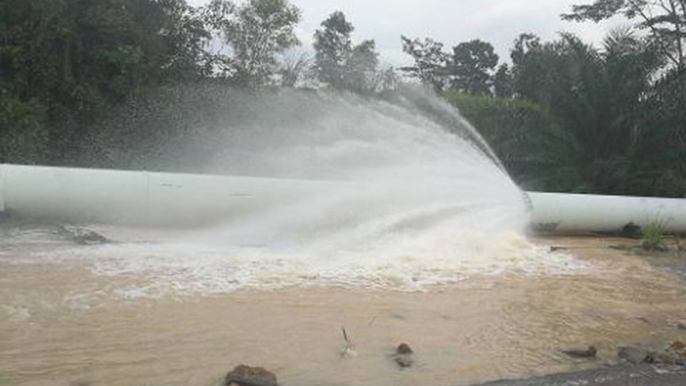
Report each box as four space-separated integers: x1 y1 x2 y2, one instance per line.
2 236 686 386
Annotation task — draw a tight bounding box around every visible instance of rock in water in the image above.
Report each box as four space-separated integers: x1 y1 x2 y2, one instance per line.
73 231 110 245
393 343 415 368
396 343 414 355
620 222 642 239
618 346 650 364
225 365 278 386
654 350 680 365
670 340 686 360
562 345 597 359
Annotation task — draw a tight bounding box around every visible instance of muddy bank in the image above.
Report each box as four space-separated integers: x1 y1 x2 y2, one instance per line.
477 364 686 386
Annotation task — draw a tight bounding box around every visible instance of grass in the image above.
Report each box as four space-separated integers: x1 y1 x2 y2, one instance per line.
641 223 668 252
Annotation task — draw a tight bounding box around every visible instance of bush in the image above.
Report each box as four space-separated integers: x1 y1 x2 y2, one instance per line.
0 98 48 164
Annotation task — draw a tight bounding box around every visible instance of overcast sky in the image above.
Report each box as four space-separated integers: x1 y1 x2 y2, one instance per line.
188 0 625 66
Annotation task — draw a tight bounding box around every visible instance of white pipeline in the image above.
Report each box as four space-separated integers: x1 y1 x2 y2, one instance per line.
0 164 344 227
526 191 686 233
1 164 685 233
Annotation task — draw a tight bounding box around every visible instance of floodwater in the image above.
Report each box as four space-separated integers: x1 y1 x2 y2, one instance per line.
2 233 686 386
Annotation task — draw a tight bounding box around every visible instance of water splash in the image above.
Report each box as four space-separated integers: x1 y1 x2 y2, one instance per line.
3 87 590 295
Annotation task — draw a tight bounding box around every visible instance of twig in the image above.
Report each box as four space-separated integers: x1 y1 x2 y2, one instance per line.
340 326 355 358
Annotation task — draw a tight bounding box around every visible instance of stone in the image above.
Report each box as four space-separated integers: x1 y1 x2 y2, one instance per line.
654 350 680 365
618 346 650 364
394 355 414 368
225 365 278 386
393 343 415 368
670 340 686 358
73 231 110 245
396 343 414 355
562 345 597 359
643 351 658 364
677 322 686 331
620 222 642 239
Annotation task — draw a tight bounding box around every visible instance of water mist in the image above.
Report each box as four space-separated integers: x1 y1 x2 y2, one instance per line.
8 87 588 295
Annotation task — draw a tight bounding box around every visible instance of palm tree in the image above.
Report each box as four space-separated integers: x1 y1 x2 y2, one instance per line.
509 29 667 195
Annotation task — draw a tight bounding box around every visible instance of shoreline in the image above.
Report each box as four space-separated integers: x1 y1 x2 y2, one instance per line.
477 364 686 386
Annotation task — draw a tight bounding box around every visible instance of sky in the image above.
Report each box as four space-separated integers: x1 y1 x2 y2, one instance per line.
188 0 625 67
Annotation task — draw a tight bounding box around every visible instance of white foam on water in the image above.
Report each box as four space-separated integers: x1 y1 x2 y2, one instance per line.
34 231 590 296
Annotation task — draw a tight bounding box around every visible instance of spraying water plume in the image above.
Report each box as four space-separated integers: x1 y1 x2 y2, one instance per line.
8 87 588 295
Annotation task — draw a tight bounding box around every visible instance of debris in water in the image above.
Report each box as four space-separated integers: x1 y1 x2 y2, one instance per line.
72 231 110 246
396 343 414 354
225 365 278 386
340 327 357 358
562 345 597 359
55 225 111 245
393 343 415 368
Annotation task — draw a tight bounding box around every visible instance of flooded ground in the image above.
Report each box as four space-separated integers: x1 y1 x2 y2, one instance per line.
2 233 686 386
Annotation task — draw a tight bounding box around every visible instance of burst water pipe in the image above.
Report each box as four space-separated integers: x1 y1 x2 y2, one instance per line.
1 164 685 233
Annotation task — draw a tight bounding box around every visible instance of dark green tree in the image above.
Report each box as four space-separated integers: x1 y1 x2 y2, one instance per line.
493 64 514 98
510 33 547 101
505 30 670 194
345 39 380 92
448 39 499 95
563 0 686 69
400 36 450 92
221 0 301 87
313 12 353 89
313 11 379 93
511 33 542 69
0 99 47 164
0 0 225 164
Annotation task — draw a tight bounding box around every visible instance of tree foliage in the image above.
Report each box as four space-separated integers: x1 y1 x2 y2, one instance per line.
0 0 222 163
400 36 450 92
222 0 301 87
449 40 499 95
401 37 501 96
313 11 379 93
493 64 514 98
488 29 683 196
563 0 686 69
0 98 47 164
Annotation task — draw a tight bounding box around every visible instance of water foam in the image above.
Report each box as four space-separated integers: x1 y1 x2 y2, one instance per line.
36 231 588 296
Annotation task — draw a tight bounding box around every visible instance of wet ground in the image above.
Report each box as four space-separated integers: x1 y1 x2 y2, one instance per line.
480 364 686 386
1 226 686 386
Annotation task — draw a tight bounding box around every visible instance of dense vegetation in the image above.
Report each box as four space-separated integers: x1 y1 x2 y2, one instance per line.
0 0 684 197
